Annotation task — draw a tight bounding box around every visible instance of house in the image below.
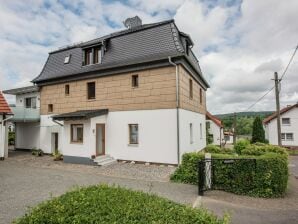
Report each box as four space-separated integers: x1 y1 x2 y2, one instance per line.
263 103 298 147
206 111 224 146
0 92 13 159
223 131 234 144
3 86 62 153
4 16 209 165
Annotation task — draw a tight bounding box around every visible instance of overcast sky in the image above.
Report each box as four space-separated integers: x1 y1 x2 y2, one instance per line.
0 0 297 114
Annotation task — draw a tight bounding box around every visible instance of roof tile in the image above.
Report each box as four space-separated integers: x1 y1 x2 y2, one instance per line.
0 92 12 114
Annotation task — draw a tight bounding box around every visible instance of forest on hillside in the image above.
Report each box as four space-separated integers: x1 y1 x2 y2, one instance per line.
215 111 274 136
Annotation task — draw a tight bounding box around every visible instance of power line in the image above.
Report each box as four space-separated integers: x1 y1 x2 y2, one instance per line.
244 44 298 111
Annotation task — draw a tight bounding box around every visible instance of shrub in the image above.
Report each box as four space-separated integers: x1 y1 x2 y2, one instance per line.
234 139 250 154
31 148 44 156
14 185 228 224
53 151 63 161
241 144 288 156
8 132 15 145
170 152 204 184
205 144 221 153
251 116 266 143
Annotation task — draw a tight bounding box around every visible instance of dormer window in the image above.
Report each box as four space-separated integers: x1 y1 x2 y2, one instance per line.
84 49 92 65
64 55 71 64
83 46 102 66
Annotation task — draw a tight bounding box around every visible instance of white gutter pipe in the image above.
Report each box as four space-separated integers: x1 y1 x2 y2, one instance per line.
168 57 180 164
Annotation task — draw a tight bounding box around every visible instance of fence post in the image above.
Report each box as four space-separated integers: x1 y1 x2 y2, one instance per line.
205 153 212 189
198 160 204 196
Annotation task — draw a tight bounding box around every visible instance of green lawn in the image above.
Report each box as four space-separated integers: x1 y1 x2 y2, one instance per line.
14 185 229 224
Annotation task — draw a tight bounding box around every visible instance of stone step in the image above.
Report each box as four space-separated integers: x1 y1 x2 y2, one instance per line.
94 155 117 166
94 155 112 163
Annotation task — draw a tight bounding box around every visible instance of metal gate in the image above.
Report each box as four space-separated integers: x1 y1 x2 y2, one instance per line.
198 158 256 196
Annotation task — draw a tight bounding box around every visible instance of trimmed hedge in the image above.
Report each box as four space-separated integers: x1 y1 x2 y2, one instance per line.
204 145 235 154
171 150 288 198
234 139 250 154
241 143 288 156
14 185 229 224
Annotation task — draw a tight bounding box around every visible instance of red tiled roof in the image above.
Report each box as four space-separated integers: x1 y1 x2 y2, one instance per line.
0 92 12 114
206 111 223 128
263 103 298 124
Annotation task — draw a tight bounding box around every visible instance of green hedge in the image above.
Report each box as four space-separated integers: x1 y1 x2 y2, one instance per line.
14 185 229 224
241 143 288 156
234 139 250 154
171 151 288 198
204 145 235 154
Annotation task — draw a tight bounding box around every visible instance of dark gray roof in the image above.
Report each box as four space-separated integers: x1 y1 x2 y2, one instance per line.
3 86 39 95
33 19 209 88
52 109 109 121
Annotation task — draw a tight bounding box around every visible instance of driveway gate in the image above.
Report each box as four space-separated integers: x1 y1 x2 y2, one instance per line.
198 158 256 196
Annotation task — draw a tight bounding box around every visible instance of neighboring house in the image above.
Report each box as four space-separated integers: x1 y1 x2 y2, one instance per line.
0 92 13 159
223 131 234 144
263 103 298 147
5 17 209 165
206 111 224 146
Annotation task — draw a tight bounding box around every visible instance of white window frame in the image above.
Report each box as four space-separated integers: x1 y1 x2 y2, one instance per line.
281 118 291 126
286 133 294 141
129 124 139 145
71 124 84 143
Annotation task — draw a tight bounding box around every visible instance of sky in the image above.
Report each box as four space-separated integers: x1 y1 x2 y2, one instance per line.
0 0 297 114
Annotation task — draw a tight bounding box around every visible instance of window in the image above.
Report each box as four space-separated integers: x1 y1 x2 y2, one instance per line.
286 133 294 141
132 75 139 88
281 133 285 140
282 118 290 125
225 135 230 141
87 82 96 99
48 104 53 113
190 123 193 143
25 97 37 108
129 124 138 144
64 55 71 64
65 84 70 95
71 124 84 143
189 79 193 99
94 47 102 64
206 121 210 130
200 123 202 139
84 49 92 65
200 89 203 104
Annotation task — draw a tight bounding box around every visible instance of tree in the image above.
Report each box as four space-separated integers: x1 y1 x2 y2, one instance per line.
251 116 266 143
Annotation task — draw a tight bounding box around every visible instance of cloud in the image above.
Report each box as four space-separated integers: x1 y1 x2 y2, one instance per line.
0 0 297 113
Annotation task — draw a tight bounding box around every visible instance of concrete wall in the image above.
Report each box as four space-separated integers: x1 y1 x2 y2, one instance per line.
207 119 223 145
179 109 206 160
265 107 298 146
15 122 40 150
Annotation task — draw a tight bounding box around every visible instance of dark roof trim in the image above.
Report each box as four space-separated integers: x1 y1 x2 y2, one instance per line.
52 109 108 121
50 20 174 54
263 103 298 124
3 86 39 95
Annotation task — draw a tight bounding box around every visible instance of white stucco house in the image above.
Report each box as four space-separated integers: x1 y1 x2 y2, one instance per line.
264 103 298 147
3 17 209 165
0 92 13 159
206 112 224 146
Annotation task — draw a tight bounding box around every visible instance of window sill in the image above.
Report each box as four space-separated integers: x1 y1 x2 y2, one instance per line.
70 141 84 144
128 144 139 147
87 98 96 101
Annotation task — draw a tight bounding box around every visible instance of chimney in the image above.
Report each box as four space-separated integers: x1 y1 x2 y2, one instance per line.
123 16 142 29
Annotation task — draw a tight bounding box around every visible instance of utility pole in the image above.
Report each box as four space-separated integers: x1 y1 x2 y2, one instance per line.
273 72 282 146
233 112 237 145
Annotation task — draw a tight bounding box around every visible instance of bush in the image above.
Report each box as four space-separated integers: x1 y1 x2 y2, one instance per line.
8 132 15 145
31 148 44 156
205 144 221 153
13 185 228 224
53 151 63 161
241 143 288 156
171 149 288 197
234 139 250 154
170 152 204 184
251 116 266 143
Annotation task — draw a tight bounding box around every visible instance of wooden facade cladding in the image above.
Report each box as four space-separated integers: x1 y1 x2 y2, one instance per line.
178 65 206 114
40 66 177 115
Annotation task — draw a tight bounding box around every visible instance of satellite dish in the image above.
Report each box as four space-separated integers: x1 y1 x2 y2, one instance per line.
123 16 142 29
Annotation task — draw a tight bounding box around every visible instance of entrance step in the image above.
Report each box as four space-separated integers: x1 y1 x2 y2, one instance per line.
94 155 117 166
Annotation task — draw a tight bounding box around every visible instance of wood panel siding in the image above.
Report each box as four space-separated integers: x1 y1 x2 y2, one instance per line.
40 66 177 115
178 65 206 114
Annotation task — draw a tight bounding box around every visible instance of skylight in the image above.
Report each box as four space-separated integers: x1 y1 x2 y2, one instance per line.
64 55 71 64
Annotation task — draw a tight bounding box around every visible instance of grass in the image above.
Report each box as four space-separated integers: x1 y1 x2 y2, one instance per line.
288 149 298 156
14 185 229 224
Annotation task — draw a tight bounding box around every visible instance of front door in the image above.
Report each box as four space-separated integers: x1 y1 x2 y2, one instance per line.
96 124 105 156
52 133 59 154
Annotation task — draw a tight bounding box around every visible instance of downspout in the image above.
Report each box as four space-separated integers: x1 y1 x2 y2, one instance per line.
168 57 180 164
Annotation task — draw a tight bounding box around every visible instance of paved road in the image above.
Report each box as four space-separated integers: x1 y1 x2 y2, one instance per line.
0 154 297 224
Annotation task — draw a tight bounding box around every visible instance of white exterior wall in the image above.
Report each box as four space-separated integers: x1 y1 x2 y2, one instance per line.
0 115 9 158
179 109 206 159
207 119 223 145
40 115 63 154
15 92 40 108
15 122 40 149
265 107 298 146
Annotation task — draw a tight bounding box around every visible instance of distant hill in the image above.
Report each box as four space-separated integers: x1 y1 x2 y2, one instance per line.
215 111 274 119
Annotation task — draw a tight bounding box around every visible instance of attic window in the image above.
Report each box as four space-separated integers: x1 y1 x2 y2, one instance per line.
64 55 71 64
